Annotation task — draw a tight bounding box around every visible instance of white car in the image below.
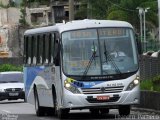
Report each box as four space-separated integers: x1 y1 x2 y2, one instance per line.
0 71 25 101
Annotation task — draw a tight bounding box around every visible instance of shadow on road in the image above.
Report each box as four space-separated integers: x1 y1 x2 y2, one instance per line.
0 100 24 104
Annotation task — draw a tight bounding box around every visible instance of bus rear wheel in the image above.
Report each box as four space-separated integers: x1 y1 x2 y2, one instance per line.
118 105 130 116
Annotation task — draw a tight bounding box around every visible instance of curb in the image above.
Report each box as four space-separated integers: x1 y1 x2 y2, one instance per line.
132 107 160 115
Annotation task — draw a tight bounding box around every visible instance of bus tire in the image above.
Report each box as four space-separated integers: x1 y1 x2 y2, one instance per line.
89 109 100 115
118 105 130 116
57 108 69 119
99 108 109 114
52 86 57 116
46 107 55 116
34 87 45 116
52 86 69 118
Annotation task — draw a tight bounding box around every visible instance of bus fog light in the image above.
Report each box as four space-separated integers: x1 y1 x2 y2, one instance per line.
68 102 73 108
134 98 139 103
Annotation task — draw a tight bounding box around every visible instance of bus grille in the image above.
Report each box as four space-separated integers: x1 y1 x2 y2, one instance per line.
81 86 124 94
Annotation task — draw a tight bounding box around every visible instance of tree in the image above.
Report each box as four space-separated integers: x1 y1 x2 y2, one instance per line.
107 0 158 29
75 0 119 19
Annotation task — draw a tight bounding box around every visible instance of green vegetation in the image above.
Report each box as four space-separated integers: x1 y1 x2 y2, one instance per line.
140 80 153 91
77 0 158 28
140 75 160 92
19 0 28 26
0 64 23 72
0 1 10 8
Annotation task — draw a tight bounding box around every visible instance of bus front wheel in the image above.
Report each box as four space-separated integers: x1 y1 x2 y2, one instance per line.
118 105 130 116
57 108 69 119
99 108 109 114
34 88 45 116
89 109 99 115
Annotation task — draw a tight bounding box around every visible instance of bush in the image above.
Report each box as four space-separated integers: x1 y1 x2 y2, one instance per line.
152 75 160 84
140 80 153 91
0 64 22 72
141 75 160 92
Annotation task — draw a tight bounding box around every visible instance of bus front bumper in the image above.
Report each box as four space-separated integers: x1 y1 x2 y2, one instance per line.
62 86 140 109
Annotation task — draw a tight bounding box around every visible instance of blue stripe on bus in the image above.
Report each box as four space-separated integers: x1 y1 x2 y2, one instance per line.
72 80 104 88
24 66 45 96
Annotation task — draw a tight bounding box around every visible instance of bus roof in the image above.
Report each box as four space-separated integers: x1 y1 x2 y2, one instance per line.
24 19 133 35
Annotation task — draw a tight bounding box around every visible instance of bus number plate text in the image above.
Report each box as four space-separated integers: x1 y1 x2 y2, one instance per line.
97 96 110 101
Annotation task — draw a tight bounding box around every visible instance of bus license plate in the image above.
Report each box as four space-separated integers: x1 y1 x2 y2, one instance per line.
9 93 19 96
97 96 110 100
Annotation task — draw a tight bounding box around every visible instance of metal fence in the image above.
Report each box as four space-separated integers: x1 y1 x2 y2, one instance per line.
140 55 160 80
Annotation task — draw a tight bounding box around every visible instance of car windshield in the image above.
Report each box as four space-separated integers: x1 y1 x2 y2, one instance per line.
62 28 138 76
0 73 23 83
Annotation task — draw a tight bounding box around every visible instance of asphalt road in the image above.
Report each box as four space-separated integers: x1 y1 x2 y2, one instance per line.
0 100 160 120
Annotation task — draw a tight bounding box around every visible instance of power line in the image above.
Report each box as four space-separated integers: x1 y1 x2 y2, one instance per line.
107 0 137 12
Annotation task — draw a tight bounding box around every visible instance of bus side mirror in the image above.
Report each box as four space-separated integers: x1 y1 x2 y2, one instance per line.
135 34 142 54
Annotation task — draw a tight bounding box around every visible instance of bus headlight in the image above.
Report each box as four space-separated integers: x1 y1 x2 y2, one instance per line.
65 83 71 88
126 76 140 91
64 79 81 94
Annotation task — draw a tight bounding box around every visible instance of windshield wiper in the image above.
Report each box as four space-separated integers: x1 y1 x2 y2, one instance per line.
103 41 121 74
82 42 98 78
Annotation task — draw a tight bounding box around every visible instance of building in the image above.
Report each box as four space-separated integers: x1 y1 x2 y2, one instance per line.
0 5 21 57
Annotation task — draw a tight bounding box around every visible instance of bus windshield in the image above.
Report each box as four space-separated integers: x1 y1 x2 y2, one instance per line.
62 28 138 76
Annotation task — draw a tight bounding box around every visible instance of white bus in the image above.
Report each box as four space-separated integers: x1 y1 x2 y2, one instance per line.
23 19 141 118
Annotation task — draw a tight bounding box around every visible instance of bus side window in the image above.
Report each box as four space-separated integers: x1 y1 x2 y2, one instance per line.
42 34 46 64
45 34 49 64
24 36 28 64
32 36 37 64
30 36 34 64
27 36 32 65
48 34 52 64
53 33 59 66
36 35 40 64
39 35 43 64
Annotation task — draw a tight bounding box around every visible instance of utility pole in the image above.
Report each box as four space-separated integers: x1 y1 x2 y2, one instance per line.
69 0 74 21
137 7 143 43
158 0 160 48
137 7 150 52
143 8 150 52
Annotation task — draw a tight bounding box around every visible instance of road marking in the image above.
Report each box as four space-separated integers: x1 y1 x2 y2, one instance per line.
1 110 11 113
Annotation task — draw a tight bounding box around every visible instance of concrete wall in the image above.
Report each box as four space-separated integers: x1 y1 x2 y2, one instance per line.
0 8 8 26
0 8 20 25
0 7 22 57
8 7 21 25
0 57 23 65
